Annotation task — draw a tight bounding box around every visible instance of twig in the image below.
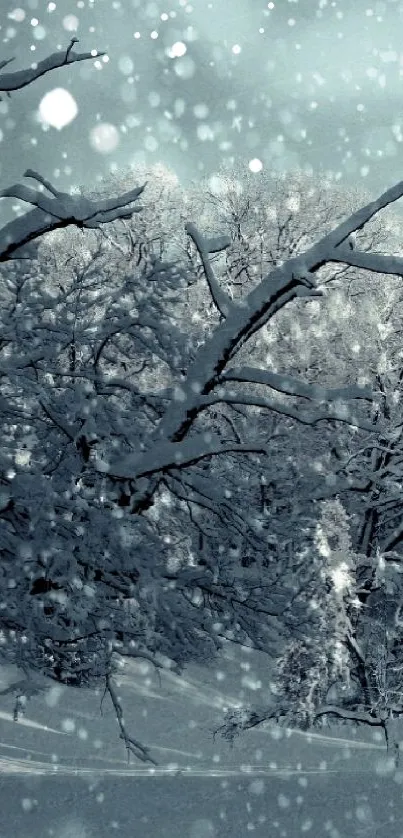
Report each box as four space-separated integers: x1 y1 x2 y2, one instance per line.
105 674 157 764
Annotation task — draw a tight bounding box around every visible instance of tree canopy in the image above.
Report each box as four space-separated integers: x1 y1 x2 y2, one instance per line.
3 40 403 766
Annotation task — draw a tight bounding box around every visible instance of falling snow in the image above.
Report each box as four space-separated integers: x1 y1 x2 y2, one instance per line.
89 123 120 154
1 2 403 838
38 88 78 130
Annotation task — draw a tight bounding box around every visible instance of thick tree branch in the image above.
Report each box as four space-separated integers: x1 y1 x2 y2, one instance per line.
102 177 403 505
0 173 146 262
97 435 270 480
0 39 104 94
101 395 375 482
313 704 386 726
324 177 403 251
154 188 403 446
185 222 232 318
330 247 403 276
380 520 403 554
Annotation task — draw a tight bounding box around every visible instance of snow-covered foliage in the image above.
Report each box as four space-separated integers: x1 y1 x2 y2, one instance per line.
6 36 403 767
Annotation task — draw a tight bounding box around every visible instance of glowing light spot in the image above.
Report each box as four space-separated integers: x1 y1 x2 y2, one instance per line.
173 55 195 79
38 88 78 129
33 25 46 40
248 158 263 172
168 41 187 58
8 8 25 22
89 122 120 154
62 15 79 31
118 55 134 74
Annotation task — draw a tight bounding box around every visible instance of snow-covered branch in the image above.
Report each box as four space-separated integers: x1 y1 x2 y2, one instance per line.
219 366 373 402
313 704 386 726
0 38 104 94
38 399 76 443
196 392 376 431
0 42 146 262
380 520 403 554
112 645 182 677
102 177 403 504
0 170 146 262
330 247 403 276
185 221 232 318
98 434 270 480
324 176 403 251
103 394 376 482
215 705 286 741
157 197 403 433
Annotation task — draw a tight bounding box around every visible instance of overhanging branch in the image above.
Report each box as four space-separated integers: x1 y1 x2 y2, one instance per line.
0 173 146 262
185 221 232 319
0 38 105 93
331 247 403 276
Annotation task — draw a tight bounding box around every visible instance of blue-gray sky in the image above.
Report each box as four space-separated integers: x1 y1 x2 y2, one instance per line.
2 0 403 215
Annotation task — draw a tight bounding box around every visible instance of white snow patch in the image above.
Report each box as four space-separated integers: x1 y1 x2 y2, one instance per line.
197 124 214 141
21 798 37 812
241 675 262 690
194 103 209 119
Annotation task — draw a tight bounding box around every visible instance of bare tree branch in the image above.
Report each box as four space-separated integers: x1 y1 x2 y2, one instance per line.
219 366 373 402
105 674 157 765
196 392 376 431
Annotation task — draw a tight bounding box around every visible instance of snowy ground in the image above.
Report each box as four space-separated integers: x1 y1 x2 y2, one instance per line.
0 641 402 838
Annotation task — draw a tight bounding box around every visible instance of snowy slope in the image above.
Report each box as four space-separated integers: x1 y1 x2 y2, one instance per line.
0 641 402 837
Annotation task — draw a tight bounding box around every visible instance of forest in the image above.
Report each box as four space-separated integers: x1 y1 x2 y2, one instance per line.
2 38 403 768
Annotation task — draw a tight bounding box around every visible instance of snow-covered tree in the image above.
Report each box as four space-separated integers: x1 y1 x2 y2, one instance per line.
217 496 403 765
6 40 403 765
